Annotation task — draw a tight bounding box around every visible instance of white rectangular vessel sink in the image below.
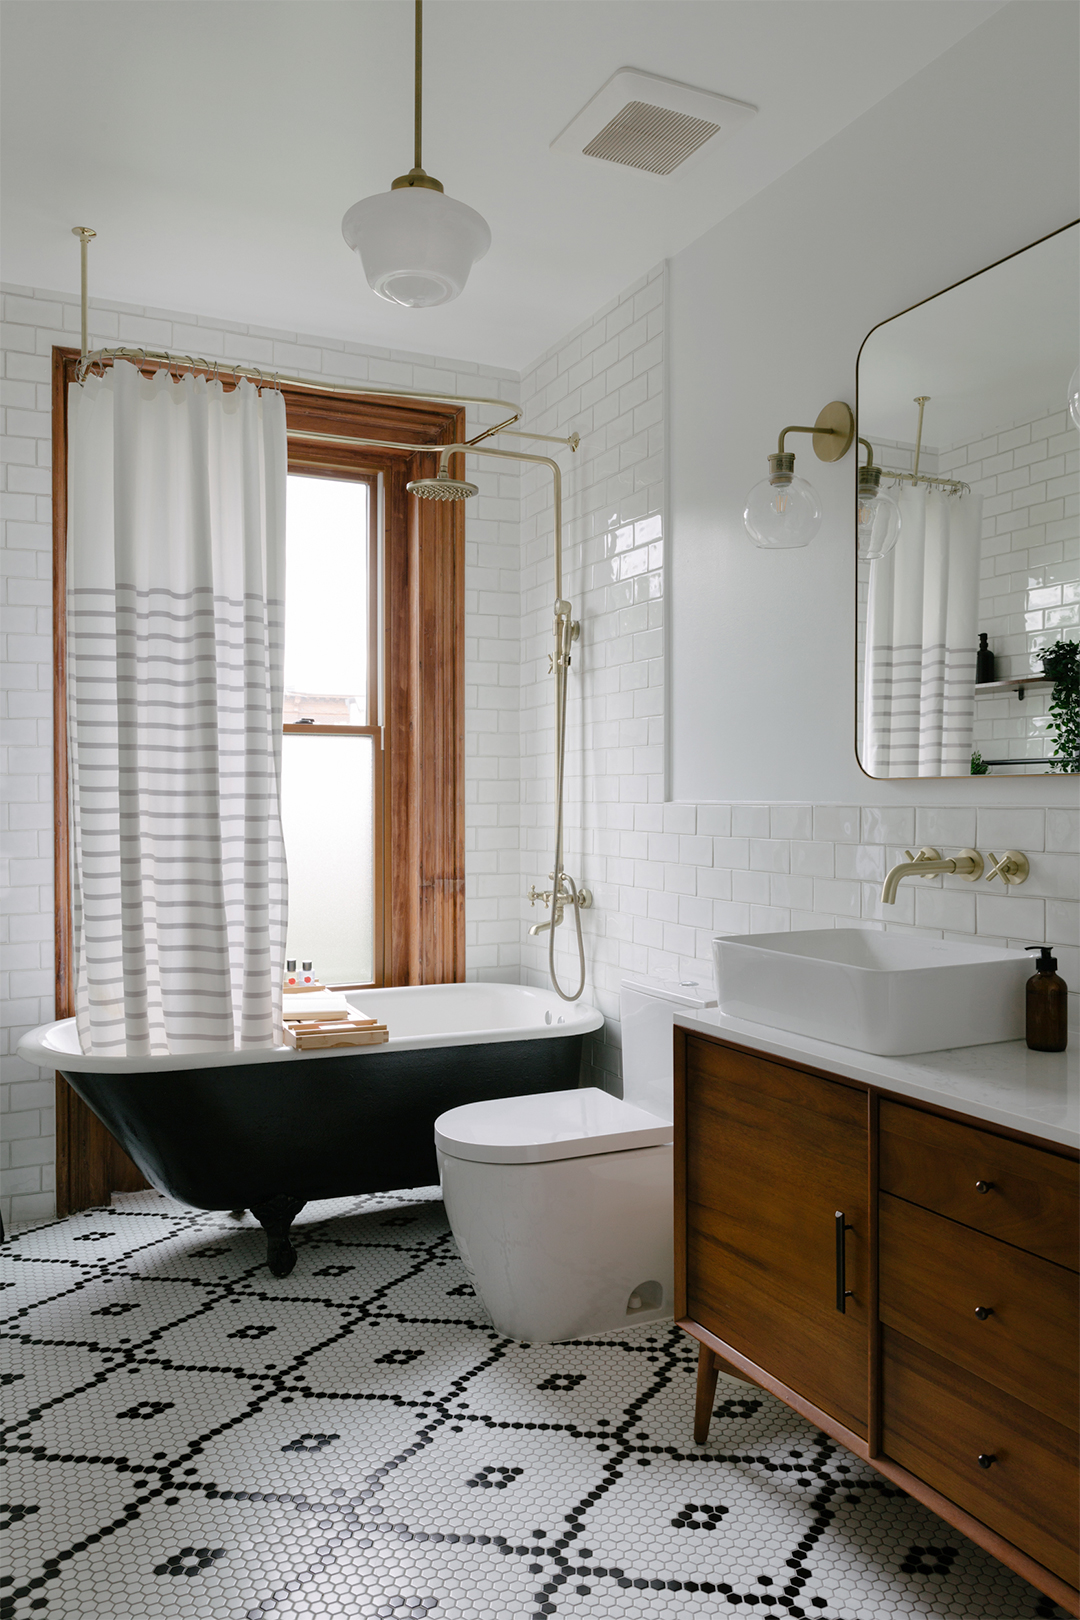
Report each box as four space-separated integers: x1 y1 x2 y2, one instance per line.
712 929 1032 1056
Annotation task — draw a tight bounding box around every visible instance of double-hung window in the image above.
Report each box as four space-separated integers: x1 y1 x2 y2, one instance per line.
281 470 381 987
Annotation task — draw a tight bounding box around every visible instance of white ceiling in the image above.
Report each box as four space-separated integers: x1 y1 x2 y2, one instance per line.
858 223 1079 450
1 0 1004 373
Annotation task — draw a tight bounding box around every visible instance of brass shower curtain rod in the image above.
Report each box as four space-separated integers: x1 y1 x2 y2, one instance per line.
864 395 970 495
69 226 579 453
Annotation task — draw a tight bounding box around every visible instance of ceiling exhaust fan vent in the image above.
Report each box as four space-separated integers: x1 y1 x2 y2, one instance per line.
582 101 720 176
552 68 756 181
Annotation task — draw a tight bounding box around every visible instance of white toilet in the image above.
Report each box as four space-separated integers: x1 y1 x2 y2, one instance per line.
434 974 717 1343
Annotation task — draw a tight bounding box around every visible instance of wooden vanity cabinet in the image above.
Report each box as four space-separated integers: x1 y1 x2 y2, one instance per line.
674 1027 1080 1616
681 1036 869 1437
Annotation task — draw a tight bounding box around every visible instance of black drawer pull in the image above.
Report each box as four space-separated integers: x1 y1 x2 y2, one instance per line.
835 1211 854 1313
977 1454 996 1469
974 1181 993 1194
974 1305 994 1321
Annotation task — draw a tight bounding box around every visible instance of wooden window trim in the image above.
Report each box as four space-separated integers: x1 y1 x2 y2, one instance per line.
52 347 466 1212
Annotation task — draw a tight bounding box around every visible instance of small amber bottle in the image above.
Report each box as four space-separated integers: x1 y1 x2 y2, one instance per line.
1024 946 1068 1052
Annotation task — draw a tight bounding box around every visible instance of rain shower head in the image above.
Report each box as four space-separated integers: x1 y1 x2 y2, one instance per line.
406 465 478 500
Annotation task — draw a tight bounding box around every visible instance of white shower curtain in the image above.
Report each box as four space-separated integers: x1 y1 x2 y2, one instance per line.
67 360 288 1056
862 485 982 777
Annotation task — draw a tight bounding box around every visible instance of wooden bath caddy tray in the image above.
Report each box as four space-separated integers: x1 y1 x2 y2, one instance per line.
283 1015 389 1050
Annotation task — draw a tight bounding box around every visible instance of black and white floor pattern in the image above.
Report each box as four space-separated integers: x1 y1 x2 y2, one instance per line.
1 1189 1066 1620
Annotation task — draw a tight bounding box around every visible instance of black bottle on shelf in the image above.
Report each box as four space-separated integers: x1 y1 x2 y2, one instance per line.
976 632 996 684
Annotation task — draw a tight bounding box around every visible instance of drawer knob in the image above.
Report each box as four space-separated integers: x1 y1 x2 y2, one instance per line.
974 1180 993 1194
974 1305 993 1321
977 1454 996 1469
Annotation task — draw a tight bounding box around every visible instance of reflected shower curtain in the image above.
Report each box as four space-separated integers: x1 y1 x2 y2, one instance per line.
67 360 288 1056
863 485 982 777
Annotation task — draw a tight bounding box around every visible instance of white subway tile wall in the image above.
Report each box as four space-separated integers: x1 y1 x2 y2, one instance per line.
0 285 521 1229
514 268 1078 1094
2 271 1077 1227
939 404 1080 768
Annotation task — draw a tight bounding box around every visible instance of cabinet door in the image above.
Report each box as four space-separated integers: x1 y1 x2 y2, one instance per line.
683 1038 869 1437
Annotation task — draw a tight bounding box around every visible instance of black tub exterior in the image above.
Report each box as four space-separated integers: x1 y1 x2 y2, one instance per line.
60 1033 584 1274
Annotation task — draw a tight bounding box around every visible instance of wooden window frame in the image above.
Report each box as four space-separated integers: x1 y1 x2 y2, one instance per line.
51 347 466 1211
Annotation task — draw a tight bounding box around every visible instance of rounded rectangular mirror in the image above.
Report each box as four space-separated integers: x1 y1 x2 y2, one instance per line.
856 221 1078 778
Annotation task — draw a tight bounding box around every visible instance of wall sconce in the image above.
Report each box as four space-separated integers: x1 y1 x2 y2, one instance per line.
744 401 854 549
856 439 902 560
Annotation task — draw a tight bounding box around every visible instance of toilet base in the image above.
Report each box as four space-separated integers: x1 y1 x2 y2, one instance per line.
438 1142 673 1344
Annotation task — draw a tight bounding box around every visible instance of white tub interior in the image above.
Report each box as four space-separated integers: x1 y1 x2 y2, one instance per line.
17 982 604 1074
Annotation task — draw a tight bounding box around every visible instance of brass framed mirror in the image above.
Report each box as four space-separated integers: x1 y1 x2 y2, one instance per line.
855 221 1079 778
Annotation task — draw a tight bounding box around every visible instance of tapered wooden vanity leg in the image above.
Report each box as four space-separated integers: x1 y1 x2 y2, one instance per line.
694 1343 720 1444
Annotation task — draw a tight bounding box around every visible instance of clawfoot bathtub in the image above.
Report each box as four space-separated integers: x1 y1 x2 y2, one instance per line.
18 983 603 1277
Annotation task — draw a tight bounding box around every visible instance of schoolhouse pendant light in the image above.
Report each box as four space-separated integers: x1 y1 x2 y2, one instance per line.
341 0 490 308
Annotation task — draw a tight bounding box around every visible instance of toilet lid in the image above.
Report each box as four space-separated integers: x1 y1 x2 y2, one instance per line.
434 1087 673 1165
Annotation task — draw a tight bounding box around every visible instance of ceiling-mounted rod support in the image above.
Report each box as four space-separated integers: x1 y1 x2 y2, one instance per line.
865 397 969 495
71 226 96 359
912 395 930 481
467 421 581 452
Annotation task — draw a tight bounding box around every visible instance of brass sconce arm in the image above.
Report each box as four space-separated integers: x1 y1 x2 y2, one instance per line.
774 401 855 462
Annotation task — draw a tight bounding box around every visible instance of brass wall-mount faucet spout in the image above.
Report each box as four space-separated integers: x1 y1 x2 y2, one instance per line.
880 847 984 906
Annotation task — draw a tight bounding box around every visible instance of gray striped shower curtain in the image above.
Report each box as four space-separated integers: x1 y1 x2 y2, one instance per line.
67 360 288 1056
862 484 982 778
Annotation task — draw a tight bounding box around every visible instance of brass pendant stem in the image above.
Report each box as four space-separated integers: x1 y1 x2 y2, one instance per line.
389 1 443 193
414 0 423 173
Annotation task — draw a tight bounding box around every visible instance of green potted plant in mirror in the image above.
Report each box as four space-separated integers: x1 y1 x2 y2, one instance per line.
1039 638 1079 772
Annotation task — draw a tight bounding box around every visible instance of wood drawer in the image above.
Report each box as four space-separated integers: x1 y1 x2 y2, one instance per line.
880 1193 1079 1430
882 1326 1079 1587
879 1101 1079 1269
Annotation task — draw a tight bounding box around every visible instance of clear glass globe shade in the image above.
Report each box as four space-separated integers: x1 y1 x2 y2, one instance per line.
342 186 491 308
743 475 822 549
1069 363 1080 431
856 488 902 560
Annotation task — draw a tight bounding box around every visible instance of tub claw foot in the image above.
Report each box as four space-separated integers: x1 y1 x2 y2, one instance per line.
250 1194 306 1277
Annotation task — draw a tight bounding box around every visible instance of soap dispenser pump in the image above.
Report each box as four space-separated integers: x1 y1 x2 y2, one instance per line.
1024 946 1068 1052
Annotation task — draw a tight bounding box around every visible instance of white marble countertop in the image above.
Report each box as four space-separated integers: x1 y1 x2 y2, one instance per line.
674 1009 1079 1151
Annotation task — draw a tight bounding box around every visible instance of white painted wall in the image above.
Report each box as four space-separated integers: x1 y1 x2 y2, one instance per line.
669 0 1079 810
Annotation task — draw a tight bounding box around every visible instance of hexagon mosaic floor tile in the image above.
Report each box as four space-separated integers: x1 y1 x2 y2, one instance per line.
1 1189 1067 1620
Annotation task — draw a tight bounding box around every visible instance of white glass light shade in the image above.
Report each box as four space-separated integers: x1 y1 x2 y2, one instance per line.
744 475 822 549
856 485 902 560
342 186 491 308
1069 363 1080 431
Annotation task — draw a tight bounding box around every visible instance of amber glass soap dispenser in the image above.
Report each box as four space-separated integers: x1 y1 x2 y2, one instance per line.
1024 946 1068 1051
